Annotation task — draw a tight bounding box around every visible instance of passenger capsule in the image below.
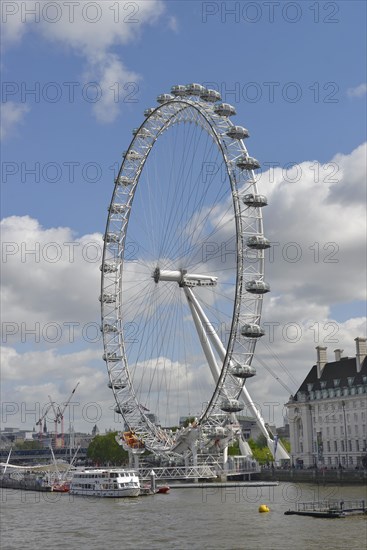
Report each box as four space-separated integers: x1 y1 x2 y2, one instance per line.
108 379 126 390
226 126 249 139
157 93 174 104
230 364 256 378
103 233 119 243
241 323 265 338
100 262 119 273
208 426 227 438
236 155 261 170
220 398 244 413
200 89 222 102
243 194 268 207
115 176 134 187
123 150 143 161
101 323 118 333
99 294 116 304
144 108 163 118
114 405 123 414
246 235 271 250
185 83 206 96
103 352 122 362
214 103 236 117
109 204 126 215
171 85 188 96
245 280 270 294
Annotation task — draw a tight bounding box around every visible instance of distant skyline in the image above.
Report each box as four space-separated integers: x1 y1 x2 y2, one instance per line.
1 1 366 433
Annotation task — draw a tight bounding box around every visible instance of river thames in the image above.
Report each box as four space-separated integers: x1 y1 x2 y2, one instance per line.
1 483 366 549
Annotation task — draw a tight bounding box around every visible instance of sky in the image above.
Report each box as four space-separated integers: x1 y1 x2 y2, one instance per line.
1 0 366 436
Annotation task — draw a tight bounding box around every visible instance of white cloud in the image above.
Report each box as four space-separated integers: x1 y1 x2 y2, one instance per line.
1 215 103 336
347 83 367 98
0 102 29 140
1 346 114 432
254 142 367 307
1 0 167 123
82 53 139 124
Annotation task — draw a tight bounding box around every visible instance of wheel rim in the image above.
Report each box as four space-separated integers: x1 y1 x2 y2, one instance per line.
100 90 269 454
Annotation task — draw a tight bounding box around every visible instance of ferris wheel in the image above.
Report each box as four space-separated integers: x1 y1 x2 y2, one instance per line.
100 83 288 459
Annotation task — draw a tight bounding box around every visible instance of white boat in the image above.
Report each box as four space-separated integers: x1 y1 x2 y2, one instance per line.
69 468 140 497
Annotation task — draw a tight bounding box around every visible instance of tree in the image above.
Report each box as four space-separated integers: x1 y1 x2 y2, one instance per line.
15 440 43 450
247 437 273 465
87 432 128 465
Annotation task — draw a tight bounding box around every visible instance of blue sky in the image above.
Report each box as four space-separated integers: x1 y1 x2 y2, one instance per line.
1 1 366 433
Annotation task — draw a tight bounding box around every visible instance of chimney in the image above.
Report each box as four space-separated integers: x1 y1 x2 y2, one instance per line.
316 346 327 378
355 337 367 373
334 349 344 362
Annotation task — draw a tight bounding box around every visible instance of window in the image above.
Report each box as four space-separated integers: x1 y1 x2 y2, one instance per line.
327 441 331 452
356 440 360 451
348 440 352 452
333 426 337 436
341 440 345 452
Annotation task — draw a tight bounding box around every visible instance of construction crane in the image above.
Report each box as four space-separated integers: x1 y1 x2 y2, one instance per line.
35 403 53 441
57 382 80 448
48 382 80 448
48 397 60 447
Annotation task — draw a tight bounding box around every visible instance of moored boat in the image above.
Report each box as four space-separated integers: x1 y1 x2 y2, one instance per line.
69 468 140 497
52 480 70 492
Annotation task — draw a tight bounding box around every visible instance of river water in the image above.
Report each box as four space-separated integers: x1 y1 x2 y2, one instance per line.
1 483 366 549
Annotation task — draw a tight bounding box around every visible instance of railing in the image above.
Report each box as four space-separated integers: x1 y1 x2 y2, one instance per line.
138 461 260 481
297 500 366 512
138 465 218 480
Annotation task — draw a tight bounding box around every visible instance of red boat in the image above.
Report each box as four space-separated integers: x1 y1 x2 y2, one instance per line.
157 485 170 494
52 481 70 493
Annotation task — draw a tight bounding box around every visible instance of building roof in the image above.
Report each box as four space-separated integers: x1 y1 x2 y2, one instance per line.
292 356 367 401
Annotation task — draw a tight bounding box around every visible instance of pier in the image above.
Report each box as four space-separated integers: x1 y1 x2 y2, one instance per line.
285 499 367 518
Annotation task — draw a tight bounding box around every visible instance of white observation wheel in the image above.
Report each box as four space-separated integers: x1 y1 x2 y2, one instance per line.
100 83 287 460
